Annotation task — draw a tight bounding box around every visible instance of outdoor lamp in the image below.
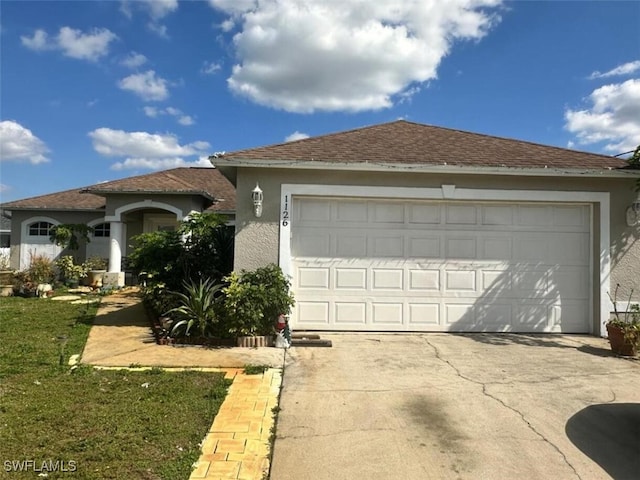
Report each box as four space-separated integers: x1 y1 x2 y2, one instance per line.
252 183 263 218
626 193 640 227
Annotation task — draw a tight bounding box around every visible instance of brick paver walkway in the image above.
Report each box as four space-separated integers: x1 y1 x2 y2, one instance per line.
190 368 282 480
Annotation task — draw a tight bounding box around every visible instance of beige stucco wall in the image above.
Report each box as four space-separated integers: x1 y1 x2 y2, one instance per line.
233 167 640 308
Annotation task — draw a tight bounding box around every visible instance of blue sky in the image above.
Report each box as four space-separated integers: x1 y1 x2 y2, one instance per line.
1 0 639 203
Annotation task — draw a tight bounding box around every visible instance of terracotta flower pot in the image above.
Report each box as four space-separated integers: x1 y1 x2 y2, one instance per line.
606 324 638 356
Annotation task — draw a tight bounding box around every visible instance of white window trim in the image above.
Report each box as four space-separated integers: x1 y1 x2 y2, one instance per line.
22 216 60 240
279 184 611 336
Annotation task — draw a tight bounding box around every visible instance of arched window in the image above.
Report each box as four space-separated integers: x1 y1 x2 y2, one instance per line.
28 221 54 236
93 223 111 238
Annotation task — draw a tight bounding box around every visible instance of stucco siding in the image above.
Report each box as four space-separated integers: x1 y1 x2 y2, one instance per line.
9 210 106 270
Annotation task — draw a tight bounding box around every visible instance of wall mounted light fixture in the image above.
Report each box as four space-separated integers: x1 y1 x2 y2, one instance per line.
626 193 640 227
252 183 263 218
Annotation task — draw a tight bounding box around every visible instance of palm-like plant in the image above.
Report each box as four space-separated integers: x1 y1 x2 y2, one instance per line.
166 278 222 338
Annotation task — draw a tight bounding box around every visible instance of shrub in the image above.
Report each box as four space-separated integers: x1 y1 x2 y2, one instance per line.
27 253 55 284
55 255 87 281
222 264 294 337
166 278 223 338
84 256 108 271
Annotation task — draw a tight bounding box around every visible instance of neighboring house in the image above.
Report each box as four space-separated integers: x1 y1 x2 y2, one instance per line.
213 120 640 336
0 167 236 285
0 212 11 266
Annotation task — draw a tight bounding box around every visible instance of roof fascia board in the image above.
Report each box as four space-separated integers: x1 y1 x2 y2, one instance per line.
214 158 638 179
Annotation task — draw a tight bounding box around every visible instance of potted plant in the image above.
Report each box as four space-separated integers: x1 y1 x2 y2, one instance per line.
55 255 87 287
84 256 108 288
222 264 295 347
606 284 640 356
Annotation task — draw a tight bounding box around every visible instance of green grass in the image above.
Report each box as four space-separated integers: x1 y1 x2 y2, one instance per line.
0 296 230 479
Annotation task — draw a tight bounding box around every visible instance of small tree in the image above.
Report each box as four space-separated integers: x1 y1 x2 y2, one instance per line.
49 224 93 251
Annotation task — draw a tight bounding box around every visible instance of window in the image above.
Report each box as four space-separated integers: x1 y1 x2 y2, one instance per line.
28 221 54 236
93 223 111 238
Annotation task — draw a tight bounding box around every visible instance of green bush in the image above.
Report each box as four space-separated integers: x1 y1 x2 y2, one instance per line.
166 278 223 338
222 264 295 336
129 213 234 292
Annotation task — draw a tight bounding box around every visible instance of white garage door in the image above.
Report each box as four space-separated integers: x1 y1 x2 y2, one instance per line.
290 197 591 333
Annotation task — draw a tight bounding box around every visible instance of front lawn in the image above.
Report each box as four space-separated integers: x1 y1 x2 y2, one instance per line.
0 296 230 479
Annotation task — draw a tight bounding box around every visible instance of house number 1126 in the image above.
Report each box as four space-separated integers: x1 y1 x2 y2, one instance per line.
282 195 290 226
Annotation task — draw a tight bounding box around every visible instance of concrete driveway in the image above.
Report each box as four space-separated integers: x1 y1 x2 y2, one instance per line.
271 334 639 480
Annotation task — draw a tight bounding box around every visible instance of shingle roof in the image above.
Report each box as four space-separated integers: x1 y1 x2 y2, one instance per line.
1 167 236 213
219 120 630 170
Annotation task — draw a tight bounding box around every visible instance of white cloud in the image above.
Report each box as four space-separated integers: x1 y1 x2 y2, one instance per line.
21 27 117 61
208 0 503 113
285 131 309 142
143 106 195 125
143 106 160 117
89 128 210 170
178 115 195 126
0 183 10 194
589 60 640 80
118 70 169 101
121 51 148 68
20 29 51 50
565 79 640 153
202 61 222 75
0 120 50 164
121 0 179 37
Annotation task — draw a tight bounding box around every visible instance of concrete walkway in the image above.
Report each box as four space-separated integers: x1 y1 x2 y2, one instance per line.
79 289 285 480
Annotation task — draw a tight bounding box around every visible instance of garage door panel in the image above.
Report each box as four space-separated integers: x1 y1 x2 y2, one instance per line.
481 270 512 293
446 237 477 259
335 302 366 324
513 270 549 297
295 232 331 257
409 269 440 290
482 205 514 226
373 202 405 223
291 198 591 333
480 237 512 260
336 235 367 257
335 268 367 289
372 303 404 325
445 270 476 292
297 302 330 325
371 236 404 257
553 205 589 228
409 237 441 257
445 304 475 326
549 233 589 264
477 303 513 329
372 269 403 290
408 303 440 325
336 201 368 222
408 204 441 224
298 267 330 289
446 205 477 224
553 267 589 299
518 205 552 227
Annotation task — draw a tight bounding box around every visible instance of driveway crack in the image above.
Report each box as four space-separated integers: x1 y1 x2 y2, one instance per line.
422 337 582 480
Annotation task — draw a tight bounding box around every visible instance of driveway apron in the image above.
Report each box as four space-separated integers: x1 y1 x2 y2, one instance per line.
271 333 640 480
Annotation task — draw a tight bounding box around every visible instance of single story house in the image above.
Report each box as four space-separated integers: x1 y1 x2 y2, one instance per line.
1 167 235 285
212 120 640 336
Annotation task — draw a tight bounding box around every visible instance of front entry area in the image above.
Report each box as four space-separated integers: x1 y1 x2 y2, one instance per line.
289 196 591 333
